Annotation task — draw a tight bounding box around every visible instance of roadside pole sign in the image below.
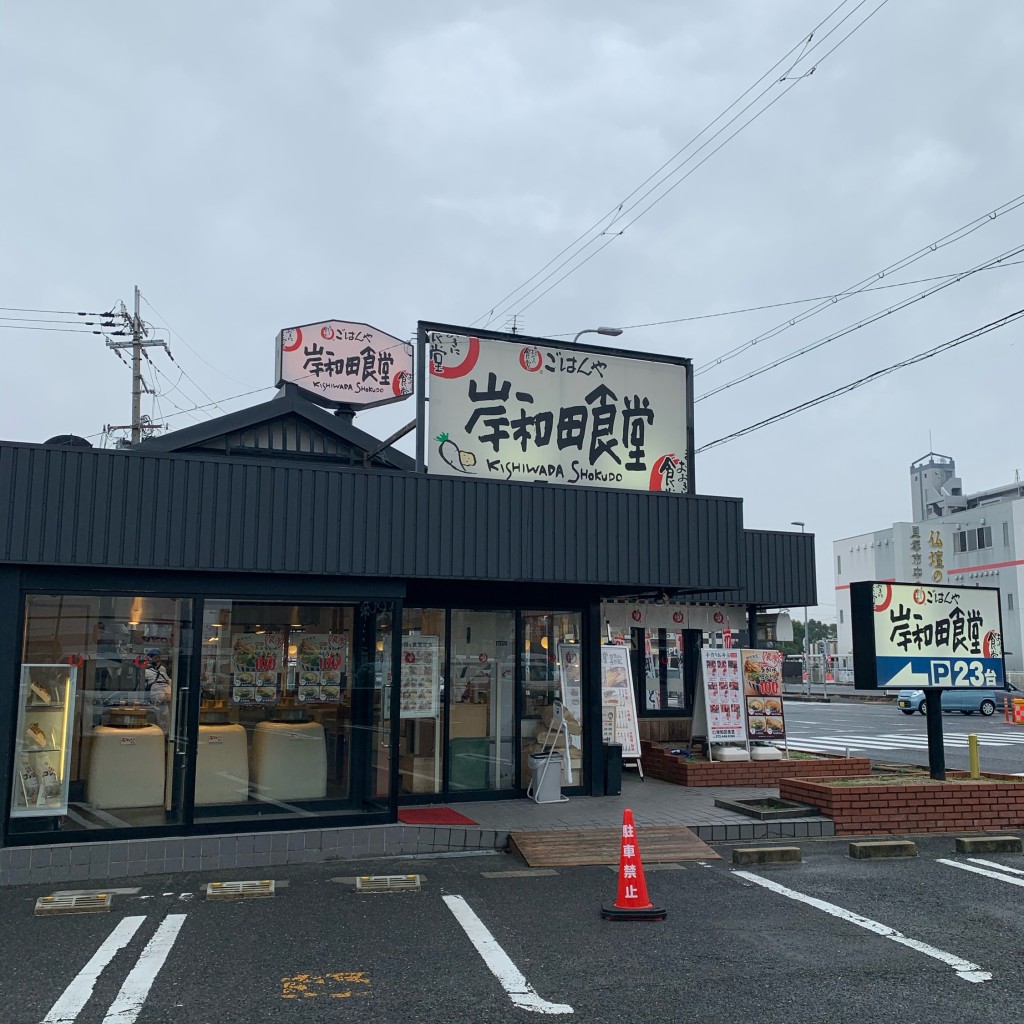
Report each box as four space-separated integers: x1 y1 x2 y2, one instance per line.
851 580 1006 782
851 581 1005 690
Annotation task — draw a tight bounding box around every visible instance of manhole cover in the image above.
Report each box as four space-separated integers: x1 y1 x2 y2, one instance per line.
356 874 421 893
35 893 113 916
205 880 276 900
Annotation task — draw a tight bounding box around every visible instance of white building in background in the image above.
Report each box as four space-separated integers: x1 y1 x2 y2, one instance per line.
835 453 1024 672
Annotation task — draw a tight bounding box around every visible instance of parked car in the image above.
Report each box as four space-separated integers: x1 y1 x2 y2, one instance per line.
896 684 1019 716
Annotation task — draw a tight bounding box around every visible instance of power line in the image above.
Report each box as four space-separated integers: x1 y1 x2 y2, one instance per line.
0 324 128 335
471 0 867 329
0 306 114 316
140 293 253 389
694 191 1024 376
0 316 117 326
695 240 1024 402
478 0 888 328
540 258 1024 337
696 308 1024 453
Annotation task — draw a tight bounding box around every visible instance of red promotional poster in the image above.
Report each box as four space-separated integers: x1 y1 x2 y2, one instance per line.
740 648 786 741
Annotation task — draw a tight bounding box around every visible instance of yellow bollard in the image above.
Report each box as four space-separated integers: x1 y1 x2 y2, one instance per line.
968 734 980 779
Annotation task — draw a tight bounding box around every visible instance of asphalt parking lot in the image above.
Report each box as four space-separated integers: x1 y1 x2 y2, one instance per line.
5 834 1024 1023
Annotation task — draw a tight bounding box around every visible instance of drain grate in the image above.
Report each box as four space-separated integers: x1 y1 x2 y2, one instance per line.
205 879 276 900
356 874 421 893
35 893 113 916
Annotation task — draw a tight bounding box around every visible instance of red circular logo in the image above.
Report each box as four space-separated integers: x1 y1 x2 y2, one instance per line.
631 609 642 622
67 653 84 668
672 611 684 624
478 652 488 664
281 327 303 352
392 370 413 397
519 346 543 372
320 325 335 341
403 652 416 664
913 587 927 605
713 612 724 624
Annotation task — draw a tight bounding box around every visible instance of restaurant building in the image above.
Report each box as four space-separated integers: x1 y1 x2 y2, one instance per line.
0 321 814 857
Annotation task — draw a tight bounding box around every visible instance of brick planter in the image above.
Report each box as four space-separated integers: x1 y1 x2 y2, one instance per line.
780 774 1024 835
640 741 870 788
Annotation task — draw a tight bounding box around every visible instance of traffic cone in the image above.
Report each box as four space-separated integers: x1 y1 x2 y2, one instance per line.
601 808 667 921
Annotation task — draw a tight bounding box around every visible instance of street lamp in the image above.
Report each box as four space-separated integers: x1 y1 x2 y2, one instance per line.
791 521 810 695
573 326 623 344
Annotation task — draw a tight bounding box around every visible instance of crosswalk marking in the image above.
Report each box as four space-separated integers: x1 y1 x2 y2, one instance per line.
788 731 1024 753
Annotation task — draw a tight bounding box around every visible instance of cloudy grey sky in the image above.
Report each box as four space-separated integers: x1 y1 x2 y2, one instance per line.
4 1 1023 619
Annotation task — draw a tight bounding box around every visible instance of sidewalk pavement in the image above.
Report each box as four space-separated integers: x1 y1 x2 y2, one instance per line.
454 772 834 844
0 775 831 887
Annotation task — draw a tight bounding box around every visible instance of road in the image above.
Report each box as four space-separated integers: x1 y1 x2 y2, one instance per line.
4 839 1024 1023
783 697 1024 775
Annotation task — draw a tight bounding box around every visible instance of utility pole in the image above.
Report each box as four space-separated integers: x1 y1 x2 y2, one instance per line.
791 521 810 695
105 284 170 446
131 285 143 445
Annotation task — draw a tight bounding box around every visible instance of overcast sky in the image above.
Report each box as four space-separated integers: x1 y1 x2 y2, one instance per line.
4 1 1023 620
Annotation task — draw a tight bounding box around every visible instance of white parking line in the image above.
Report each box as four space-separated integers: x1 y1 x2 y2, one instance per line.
967 858 1024 877
101 914 187 1024
734 871 990 983
937 859 1024 888
442 895 573 1015
41 916 145 1023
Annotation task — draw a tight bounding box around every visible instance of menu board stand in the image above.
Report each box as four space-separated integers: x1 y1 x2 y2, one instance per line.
739 648 787 753
600 645 643 778
697 650 749 759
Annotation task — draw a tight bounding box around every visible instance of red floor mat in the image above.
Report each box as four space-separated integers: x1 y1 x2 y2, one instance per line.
397 807 479 826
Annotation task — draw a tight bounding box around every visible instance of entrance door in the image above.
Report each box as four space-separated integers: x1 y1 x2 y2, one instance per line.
448 610 515 792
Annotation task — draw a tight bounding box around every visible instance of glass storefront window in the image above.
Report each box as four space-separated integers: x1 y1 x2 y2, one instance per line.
393 609 446 795
198 601 391 820
14 594 193 833
520 612 584 788
448 610 515 791
643 630 686 711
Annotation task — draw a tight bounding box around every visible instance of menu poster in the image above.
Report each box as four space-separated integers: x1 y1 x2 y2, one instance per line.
231 632 285 705
699 649 746 743
556 644 583 724
399 636 440 718
296 633 348 704
740 648 786 741
601 706 618 744
600 644 642 761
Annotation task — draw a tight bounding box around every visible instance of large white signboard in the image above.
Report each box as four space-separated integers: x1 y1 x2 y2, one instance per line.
426 330 690 492
852 581 1005 689
276 319 414 408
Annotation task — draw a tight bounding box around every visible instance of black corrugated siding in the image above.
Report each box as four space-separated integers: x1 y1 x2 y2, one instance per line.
699 529 817 607
0 444 744 592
